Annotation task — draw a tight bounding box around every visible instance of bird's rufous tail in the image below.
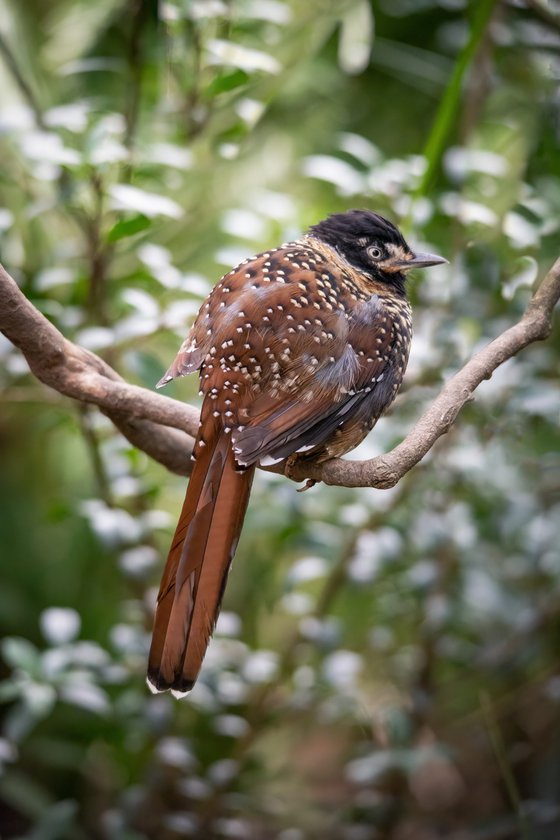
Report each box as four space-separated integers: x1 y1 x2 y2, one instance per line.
147 418 254 695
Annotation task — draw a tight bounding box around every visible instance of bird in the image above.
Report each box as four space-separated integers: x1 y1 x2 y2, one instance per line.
147 209 446 696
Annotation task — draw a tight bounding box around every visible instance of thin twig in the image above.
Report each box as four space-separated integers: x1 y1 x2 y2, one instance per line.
0 32 46 129
85 173 113 326
480 691 536 840
124 0 152 152
523 0 560 34
77 404 114 505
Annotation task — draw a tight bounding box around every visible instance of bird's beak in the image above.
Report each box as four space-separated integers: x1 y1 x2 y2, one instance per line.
401 251 448 270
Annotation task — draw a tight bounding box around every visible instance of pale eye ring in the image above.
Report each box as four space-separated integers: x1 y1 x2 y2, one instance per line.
368 246 382 260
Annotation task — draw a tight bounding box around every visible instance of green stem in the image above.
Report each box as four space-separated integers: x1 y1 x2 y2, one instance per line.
480 691 535 840
124 0 151 153
194 482 412 828
415 0 499 198
77 405 113 507
0 31 45 130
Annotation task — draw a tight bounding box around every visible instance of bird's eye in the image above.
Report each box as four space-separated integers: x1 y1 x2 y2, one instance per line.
368 246 382 260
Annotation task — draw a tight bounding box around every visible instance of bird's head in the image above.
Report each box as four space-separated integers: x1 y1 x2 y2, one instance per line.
308 209 447 294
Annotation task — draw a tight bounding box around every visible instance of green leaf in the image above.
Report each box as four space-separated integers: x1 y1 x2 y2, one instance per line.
107 214 151 243
0 679 21 703
1 638 40 676
26 799 79 840
0 768 52 820
25 683 57 719
205 69 250 98
109 184 183 219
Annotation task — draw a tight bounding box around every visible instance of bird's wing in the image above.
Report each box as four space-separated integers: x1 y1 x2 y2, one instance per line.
156 248 304 387
232 304 399 465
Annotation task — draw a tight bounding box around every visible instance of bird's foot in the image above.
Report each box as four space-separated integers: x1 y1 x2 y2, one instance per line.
285 454 318 491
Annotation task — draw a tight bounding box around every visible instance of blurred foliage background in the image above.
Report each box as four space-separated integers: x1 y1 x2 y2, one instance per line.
0 0 559 837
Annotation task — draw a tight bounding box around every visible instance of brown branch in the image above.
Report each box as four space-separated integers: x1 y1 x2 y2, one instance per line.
1 258 559 486
522 0 560 35
0 264 198 476
106 411 194 477
267 256 560 487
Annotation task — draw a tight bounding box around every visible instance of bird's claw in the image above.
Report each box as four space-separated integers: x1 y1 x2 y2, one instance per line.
284 455 318 491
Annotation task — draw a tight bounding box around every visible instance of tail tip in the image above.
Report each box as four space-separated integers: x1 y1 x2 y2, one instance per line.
146 671 195 699
146 675 162 695
171 687 192 700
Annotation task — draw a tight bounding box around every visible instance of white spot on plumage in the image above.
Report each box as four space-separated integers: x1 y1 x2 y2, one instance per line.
259 454 284 466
